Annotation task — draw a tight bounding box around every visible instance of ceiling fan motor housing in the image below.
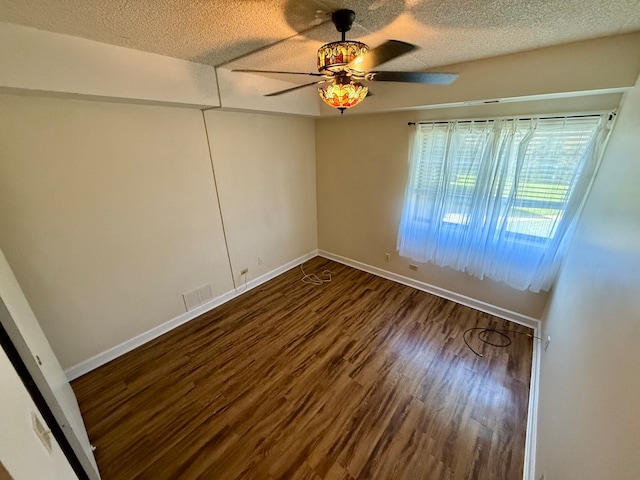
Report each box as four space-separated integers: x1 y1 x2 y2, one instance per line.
317 41 369 75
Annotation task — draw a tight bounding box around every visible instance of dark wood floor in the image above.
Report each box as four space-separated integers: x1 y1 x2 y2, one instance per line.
72 257 533 480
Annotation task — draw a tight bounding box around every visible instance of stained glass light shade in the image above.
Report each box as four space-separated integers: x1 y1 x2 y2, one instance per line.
318 82 368 113
317 40 369 112
317 41 368 74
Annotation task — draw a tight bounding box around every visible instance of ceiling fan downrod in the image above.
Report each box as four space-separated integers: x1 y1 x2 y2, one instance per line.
331 9 356 42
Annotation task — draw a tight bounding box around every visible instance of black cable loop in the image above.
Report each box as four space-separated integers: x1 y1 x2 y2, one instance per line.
463 327 540 357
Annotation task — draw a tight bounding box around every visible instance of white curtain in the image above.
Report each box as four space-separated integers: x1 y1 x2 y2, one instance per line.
397 114 611 292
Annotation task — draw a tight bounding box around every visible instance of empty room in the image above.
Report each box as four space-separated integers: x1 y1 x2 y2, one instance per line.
1 1 639 479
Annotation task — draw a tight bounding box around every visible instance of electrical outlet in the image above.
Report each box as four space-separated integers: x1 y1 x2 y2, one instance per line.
240 268 249 276
385 253 391 262
258 257 263 266
544 336 551 352
409 264 418 271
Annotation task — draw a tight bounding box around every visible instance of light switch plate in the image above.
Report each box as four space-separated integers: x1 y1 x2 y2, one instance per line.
31 412 52 454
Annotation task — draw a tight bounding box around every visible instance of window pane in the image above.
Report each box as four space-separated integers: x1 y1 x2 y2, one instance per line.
398 114 607 292
504 118 599 238
411 117 601 239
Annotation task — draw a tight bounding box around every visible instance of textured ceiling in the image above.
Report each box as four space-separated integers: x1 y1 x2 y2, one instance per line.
1 0 639 113
1 0 639 71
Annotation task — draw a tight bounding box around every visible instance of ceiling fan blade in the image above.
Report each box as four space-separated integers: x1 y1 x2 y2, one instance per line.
233 69 324 77
348 40 417 71
370 71 458 84
265 80 326 97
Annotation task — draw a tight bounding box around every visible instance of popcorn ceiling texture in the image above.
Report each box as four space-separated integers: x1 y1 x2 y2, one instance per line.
1 0 639 72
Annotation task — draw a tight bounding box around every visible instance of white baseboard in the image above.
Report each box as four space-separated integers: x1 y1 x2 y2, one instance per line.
65 250 318 381
318 250 540 329
66 247 540 480
317 249 541 480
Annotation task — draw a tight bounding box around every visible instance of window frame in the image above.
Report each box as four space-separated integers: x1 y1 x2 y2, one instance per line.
404 115 604 247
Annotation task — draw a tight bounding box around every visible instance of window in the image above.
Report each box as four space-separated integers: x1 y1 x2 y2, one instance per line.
397 114 610 292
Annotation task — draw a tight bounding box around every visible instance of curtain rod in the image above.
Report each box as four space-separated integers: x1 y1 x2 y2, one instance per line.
407 110 616 126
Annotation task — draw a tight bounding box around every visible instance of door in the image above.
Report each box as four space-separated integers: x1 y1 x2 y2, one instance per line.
0 249 100 479
0 343 79 479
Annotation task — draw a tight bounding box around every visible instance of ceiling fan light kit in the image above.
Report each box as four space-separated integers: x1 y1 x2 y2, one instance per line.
233 8 458 114
318 80 368 114
315 11 370 114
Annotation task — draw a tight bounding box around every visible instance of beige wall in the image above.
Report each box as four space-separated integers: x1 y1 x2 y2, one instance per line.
535 80 640 478
0 95 317 370
204 110 317 285
316 94 623 319
0 94 233 368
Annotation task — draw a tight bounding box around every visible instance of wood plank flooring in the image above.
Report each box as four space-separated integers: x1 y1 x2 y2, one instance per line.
72 257 533 480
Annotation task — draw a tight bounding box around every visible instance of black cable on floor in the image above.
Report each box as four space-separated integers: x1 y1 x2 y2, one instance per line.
463 327 541 357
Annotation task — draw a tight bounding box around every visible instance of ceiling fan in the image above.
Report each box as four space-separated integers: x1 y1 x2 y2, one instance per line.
233 9 458 114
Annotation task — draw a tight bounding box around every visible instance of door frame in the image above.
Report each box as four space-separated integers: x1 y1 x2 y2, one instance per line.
0 298 97 480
